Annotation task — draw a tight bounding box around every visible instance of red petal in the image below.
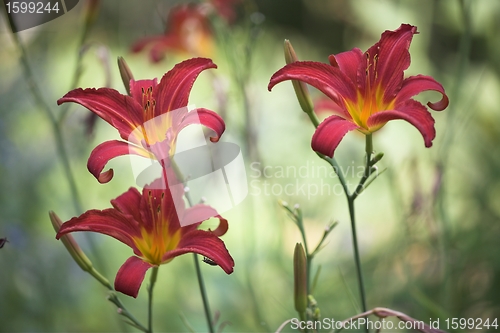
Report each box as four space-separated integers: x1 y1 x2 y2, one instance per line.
162 230 234 274
131 36 168 53
115 256 155 298
57 88 143 140
181 204 228 236
396 75 449 111
129 79 158 106
56 208 141 252
314 97 348 117
177 108 226 142
329 48 363 84
373 24 418 103
88 140 153 183
367 100 436 147
148 35 184 63
311 115 360 157
111 187 143 223
153 58 217 113
268 61 357 109
208 216 228 237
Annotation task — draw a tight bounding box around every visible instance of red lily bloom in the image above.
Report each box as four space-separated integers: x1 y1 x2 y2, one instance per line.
131 4 213 63
58 58 225 183
56 178 234 298
268 24 449 157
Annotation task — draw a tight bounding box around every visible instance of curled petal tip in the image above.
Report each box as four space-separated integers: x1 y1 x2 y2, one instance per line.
97 169 114 184
427 94 449 111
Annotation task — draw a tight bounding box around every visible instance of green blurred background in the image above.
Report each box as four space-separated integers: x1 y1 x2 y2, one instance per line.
1 0 499 332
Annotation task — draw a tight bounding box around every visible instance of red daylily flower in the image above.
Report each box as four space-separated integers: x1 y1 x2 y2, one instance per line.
56 178 234 298
131 4 213 63
57 58 225 183
268 24 449 157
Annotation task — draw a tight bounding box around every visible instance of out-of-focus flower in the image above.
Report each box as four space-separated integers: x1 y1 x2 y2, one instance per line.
57 58 225 183
207 0 240 24
132 4 213 63
269 24 449 157
56 178 234 298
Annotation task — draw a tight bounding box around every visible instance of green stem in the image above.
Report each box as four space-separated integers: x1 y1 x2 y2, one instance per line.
352 135 373 200
6 21 83 215
347 197 368 315
193 253 215 333
58 3 95 124
304 100 369 324
180 172 215 333
108 292 148 332
147 266 159 333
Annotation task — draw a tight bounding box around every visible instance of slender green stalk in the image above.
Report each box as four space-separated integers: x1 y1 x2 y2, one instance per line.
168 161 215 333
301 100 371 331
346 198 367 314
6 24 83 214
58 1 97 124
193 253 215 333
147 267 159 333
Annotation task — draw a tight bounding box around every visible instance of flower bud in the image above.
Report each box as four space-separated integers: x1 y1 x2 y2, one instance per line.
284 40 314 114
369 152 384 166
293 243 308 314
49 211 93 272
117 57 135 95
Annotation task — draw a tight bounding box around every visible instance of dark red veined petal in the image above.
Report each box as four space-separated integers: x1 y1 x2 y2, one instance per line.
111 187 143 223
57 88 143 140
153 58 217 114
268 61 357 109
88 140 153 183
311 115 360 157
176 108 225 142
375 24 418 103
56 208 141 252
115 256 155 298
396 75 449 111
130 79 158 107
367 99 436 147
162 230 234 274
328 48 363 84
